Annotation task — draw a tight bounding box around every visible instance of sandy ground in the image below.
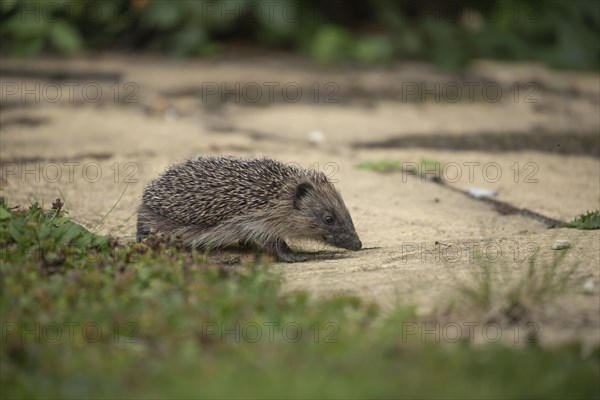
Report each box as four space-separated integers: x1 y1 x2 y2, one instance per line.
1 55 599 346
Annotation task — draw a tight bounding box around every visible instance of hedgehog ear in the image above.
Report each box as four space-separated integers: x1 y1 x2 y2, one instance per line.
293 182 313 209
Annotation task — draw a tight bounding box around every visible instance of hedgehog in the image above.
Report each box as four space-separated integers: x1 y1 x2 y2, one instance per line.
136 156 362 262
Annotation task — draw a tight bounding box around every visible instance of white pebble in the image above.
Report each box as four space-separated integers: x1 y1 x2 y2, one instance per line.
467 188 497 199
163 108 178 121
582 279 594 294
307 130 326 145
551 240 571 250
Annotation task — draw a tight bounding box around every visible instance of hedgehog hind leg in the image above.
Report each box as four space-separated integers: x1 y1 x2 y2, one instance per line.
136 204 162 242
135 208 152 242
268 238 307 263
136 205 214 246
136 217 151 242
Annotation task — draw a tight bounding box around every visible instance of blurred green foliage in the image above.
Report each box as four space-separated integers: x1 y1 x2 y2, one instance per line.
2 200 599 398
1 0 598 70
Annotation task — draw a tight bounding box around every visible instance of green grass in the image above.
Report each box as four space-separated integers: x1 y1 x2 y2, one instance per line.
568 210 600 230
356 158 445 181
1 201 599 399
356 159 402 173
454 250 580 325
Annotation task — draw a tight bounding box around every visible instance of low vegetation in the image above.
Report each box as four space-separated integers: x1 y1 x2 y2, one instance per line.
453 249 580 326
356 158 445 181
568 210 600 230
1 200 598 399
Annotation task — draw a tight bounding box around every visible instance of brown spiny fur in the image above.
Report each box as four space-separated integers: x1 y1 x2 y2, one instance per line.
137 156 362 262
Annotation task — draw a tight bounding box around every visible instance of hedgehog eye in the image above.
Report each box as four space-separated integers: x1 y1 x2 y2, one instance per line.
324 215 335 224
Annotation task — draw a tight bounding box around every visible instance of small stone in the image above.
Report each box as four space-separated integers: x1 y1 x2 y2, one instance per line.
163 107 178 121
582 279 594 294
307 130 326 145
551 240 571 250
467 188 497 199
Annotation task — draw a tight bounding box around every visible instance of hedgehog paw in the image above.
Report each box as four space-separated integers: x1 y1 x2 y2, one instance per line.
278 252 308 263
273 239 307 263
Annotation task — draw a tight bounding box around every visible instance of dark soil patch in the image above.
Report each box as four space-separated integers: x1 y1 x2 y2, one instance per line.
354 131 600 157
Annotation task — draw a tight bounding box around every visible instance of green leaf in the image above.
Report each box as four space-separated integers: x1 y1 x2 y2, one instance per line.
54 221 84 244
353 35 394 64
168 26 207 57
12 36 45 57
4 14 48 38
0 207 11 221
49 21 83 55
310 25 353 64
37 223 51 240
8 218 27 243
141 3 182 30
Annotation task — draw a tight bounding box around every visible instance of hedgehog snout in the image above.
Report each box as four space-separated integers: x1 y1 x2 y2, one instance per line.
325 232 362 251
348 239 362 251
340 235 362 251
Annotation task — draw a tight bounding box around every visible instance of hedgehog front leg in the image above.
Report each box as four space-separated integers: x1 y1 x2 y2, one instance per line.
269 238 307 263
